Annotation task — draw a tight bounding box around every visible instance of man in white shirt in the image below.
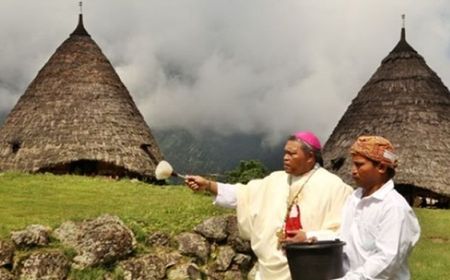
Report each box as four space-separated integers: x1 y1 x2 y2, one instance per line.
185 131 352 279
338 136 420 280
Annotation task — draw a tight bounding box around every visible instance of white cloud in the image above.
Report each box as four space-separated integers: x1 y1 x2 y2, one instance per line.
1 0 449 144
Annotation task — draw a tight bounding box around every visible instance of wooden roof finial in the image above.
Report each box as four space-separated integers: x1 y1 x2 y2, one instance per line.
400 14 406 41
71 0 90 37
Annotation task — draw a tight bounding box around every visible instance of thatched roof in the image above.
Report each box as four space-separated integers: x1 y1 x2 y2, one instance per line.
0 14 163 179
323 27 450 197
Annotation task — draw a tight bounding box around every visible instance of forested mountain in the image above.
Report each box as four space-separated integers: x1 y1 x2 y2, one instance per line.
153 129 283 175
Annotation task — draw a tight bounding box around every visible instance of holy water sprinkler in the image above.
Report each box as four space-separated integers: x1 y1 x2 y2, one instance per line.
155 160 186 180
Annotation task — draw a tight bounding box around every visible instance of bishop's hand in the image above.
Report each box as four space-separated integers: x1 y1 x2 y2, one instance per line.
185 175 209 192
281 230 317 244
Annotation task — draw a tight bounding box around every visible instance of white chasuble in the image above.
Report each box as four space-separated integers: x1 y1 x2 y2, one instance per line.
236 167 352 280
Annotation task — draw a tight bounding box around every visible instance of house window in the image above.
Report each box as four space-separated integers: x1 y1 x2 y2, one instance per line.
331 157 345 171
9 139 21 154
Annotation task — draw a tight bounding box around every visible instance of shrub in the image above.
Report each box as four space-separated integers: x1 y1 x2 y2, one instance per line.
225 160 268 184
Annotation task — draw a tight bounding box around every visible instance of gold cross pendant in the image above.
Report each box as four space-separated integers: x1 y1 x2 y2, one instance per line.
276 228 285 250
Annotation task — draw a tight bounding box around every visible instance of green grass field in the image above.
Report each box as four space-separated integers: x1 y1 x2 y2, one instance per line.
0 172 449 279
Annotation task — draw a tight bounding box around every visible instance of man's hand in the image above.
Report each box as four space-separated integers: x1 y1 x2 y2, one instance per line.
185 176 218 195
185 175 208 191
281 230 317 244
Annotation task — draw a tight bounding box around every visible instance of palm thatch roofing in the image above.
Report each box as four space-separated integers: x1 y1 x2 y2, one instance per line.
323 27 450 198
0 14 163 180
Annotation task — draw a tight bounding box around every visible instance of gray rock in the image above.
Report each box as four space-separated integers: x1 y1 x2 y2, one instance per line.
119 254 167 280
0 240 14 267
194 216 228 242
118 249 181 279
16 250 70 280
205 267 241 280
176 232 210 263
233 253 253 271
10 225 51 247
161 251 183 269
53 221 79 245
226 216 252 253
204 269 223 280
54 214 136 268
167 263 202 280
0 268 14 280
147 231 171 247
223 269 244 280
215 246 235 272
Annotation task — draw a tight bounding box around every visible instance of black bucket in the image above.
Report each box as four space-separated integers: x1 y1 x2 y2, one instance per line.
284 240 345 280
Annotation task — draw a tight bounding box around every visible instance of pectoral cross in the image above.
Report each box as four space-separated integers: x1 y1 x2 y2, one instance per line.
276 228 285 249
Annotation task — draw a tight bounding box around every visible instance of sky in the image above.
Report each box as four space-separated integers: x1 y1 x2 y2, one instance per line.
1 0 449 145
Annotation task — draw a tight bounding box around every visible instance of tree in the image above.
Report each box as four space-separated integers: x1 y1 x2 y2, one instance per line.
226 160 268 184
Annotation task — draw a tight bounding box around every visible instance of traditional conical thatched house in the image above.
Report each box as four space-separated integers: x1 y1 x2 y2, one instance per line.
323 27 450 207
0 14 163 180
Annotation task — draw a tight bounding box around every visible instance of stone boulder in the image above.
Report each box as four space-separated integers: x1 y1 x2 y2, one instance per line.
214 246 235 272
167 263 203 280
205 267 244 280
10 225 51 247
118 249 181 280
0 268 14 280
176 232 210 263
194 216 228 242
226 216 252 253
15 250 70 280
119 254 166 280
0 241 14 267
146 231 171 247
54 214 136 268
52 221 78 245
223 269 244 280
233 253 253 271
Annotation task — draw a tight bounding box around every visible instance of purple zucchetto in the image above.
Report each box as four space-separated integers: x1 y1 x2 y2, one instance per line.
293 131 322 151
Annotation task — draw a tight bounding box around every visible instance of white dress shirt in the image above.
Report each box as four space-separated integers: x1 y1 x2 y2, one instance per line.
338 180 420 280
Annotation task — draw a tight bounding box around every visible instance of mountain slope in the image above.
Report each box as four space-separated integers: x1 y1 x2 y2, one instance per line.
153 129 283 175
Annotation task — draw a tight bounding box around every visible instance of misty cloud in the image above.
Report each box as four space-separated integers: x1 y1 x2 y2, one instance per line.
1 0 450 145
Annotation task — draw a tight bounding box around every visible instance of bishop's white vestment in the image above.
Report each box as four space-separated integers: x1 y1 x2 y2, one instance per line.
215 166 353 279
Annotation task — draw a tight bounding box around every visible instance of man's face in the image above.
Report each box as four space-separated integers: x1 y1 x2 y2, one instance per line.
351 154 381 188
283 140 313 176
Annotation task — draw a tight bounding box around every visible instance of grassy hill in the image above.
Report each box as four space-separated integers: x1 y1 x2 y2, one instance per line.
0 172 232 238
0 173 449 279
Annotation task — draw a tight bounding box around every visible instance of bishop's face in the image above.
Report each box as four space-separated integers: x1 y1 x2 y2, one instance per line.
283 140 314 176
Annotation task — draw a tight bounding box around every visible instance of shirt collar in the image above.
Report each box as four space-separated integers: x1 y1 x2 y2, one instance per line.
354 179 395 201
